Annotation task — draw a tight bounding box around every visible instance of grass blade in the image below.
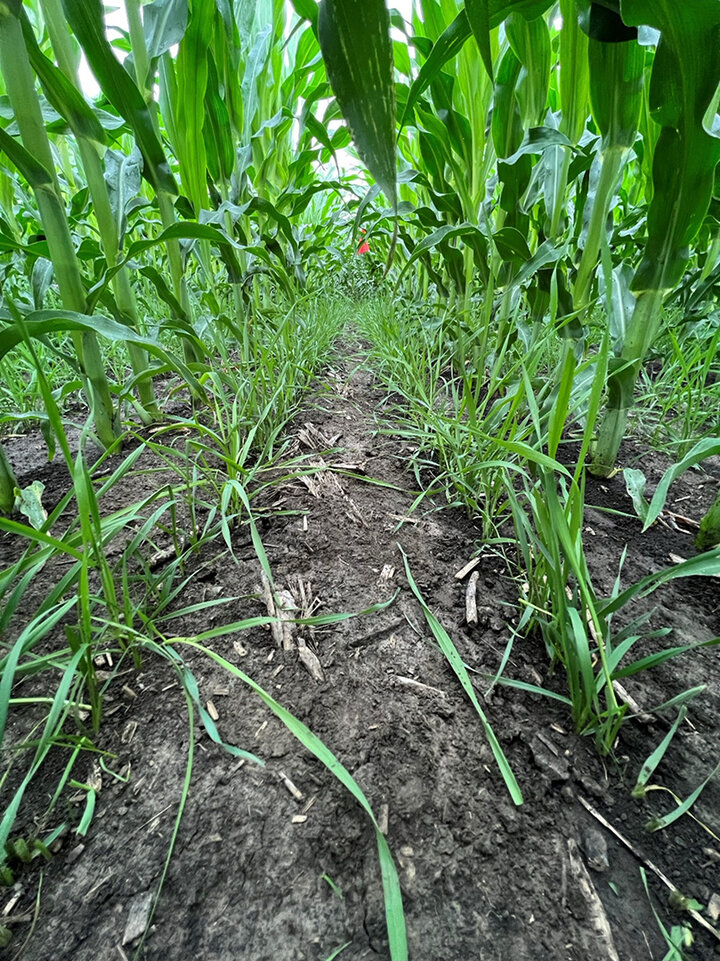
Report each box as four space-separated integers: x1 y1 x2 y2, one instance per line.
170 639 408 961
399 545 523 806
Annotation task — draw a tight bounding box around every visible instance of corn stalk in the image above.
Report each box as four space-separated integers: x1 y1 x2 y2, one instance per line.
0 0 117 447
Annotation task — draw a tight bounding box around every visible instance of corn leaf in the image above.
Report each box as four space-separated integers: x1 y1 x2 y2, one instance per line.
0 127 53 189
401 2 554 127
588 31 644 150
0 309 200 394
621 0 720 291
103 147 143 248
61 0 178 196
318 0 397 205
506 12 552 127
396 223 488 283
173 0 214 213
20 12 106 144
143 0 189 62
466 0 494 80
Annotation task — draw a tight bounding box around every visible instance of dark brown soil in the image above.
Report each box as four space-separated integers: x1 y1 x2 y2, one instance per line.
1 344 719 961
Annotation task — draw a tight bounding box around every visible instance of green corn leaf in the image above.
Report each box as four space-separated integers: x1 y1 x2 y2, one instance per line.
19 12 106 144
241 23 272 143
559 0 590 142
492 46 523 159
289 0 319 31
505 12 552 127
620 0 720 292
103 147 143 249
61 0 178 196
493 226 532 263
138 265 188 319
13 481 47 531
489 0 556 18
318 0 397 205
143 0 189 62
503 127 574 164
579 0 637 42
0 127 53 189
509 238 569 290
173 0 214 213
623 466 649 525
396 223 488 284
466 0 494 80
203 52 235 185
401 2 554 128
400 10 471 129
0 309 200 395
588 30 645 150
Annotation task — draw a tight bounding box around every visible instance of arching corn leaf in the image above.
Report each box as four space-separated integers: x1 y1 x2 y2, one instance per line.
318 0 397 205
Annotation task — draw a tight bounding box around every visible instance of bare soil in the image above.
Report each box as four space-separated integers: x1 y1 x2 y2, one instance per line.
1 342 719 961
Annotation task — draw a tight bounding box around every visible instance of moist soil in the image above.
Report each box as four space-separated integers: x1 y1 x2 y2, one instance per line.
1 342 720 961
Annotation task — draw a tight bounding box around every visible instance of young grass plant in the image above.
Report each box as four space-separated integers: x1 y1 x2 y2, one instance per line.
506 342 720 751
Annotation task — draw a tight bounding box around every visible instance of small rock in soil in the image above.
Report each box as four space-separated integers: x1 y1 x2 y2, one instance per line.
581 827 610 872
122 891 154 945
530 735 570 781
708 892 720 922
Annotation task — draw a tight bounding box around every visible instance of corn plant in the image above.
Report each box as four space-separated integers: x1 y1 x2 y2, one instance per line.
313 1 720 476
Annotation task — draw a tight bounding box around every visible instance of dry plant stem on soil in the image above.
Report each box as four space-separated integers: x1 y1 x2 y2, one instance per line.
579 797 720 945
565 838 620 961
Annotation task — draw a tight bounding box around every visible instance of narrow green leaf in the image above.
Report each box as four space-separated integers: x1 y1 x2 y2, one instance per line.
643 438 720 531
600 549 720 617
632 707 687 798
646 758 720 832
172 640 408 961
399 547 523 806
